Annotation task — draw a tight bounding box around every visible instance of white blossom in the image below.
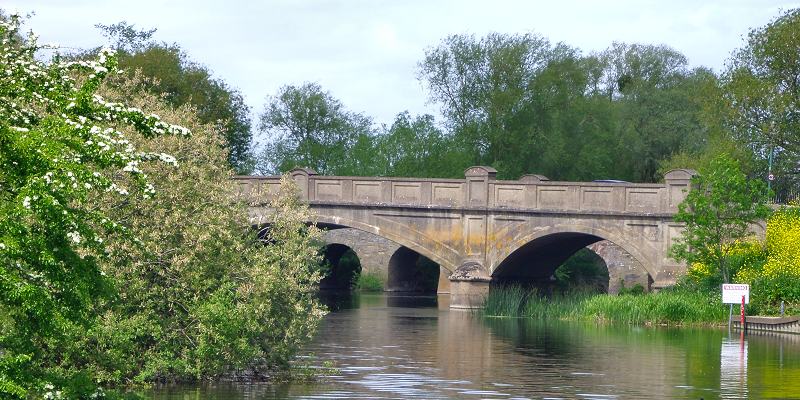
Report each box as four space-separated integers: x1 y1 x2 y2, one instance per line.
66 231 81 244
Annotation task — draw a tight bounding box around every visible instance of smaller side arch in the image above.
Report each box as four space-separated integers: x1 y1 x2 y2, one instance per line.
319 243 362 291
322 228 401 287
314 215 458 274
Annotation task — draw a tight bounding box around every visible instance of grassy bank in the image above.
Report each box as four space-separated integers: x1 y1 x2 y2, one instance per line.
483 286 728 326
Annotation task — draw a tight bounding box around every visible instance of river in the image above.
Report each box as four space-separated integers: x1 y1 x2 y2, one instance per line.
149 293 800 399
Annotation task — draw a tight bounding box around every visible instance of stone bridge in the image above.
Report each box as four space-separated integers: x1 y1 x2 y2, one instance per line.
235 167 698 308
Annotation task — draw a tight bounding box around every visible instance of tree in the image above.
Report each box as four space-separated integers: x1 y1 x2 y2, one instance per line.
95 22 254 174
418 34 713 182
588 43 716 182
377 112 470 178
0 15 190 398
670 154 771 284
418 33 580 179
723 8 800 199
45 79 325 384
256 82 374 175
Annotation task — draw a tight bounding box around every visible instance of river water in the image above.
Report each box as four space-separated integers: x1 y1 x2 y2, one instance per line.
150 293 800 399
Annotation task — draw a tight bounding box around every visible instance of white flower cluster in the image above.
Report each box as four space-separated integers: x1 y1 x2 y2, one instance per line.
60 47 114 76
43 383 63 400
106 183 130 196
66 231 82 244
90 94 192 138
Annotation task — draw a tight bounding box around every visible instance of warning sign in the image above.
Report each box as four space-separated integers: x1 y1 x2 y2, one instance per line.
722 284 750 304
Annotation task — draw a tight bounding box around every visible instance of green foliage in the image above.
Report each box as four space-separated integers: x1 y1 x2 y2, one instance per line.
354 272 384 292
580 288 727 325
42 80 326 384
418 35 715 182
724 9 800 155
254 34 720 183
257 83 374 175
723 8 800 198
377 112 470 178
0 15 192 397
483 286 727 325
95 22 254 174
670 154 771 283
553 248 609 292
734 206 800 314
617 282 645 296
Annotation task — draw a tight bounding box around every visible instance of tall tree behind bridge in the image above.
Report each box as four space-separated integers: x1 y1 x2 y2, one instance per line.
377 112 471 178
257 82 377 175
589 43 716 182
93 22 254 174
722 8 800 200
419 34 716 182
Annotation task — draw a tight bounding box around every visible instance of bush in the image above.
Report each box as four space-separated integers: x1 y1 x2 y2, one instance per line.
618 282 645 296
355 272 385 292
0 15 199 397
734 206 800 313
46 79 328 384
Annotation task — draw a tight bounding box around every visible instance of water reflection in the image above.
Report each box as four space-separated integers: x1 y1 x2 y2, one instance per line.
148 293 800 399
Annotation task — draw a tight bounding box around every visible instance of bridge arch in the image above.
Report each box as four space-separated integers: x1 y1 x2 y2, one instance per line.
314 214 458 274
386 246 441 293
319 243 362 290
490 224 656 291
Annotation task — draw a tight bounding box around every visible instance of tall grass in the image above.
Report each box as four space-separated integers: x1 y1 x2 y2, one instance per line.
354 272 384 292
483 285 728 326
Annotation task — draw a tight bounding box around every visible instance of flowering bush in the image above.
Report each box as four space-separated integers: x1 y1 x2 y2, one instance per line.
38 79 326 386
734 206 800 313
683 239 767 292
0 15 190 398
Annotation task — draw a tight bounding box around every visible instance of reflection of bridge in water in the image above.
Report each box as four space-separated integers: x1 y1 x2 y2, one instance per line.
236 166 698 308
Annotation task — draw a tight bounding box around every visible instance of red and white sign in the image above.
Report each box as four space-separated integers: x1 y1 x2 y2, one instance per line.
722 284 750 304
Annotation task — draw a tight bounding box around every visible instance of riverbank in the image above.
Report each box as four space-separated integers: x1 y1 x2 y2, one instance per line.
482 286 729 326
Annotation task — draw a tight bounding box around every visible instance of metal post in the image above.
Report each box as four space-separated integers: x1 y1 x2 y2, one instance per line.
728 303 733 332
768 147 774 192
781 300 785 317
741 295 746 333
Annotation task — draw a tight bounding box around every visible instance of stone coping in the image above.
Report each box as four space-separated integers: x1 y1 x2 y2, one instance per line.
744 316 800 325
233 175 668 188
249 201 676 219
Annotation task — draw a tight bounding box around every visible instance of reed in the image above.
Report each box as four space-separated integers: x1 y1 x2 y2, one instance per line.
483 286 727 325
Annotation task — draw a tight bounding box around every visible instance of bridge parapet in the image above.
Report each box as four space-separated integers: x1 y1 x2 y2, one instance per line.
234 167 696 216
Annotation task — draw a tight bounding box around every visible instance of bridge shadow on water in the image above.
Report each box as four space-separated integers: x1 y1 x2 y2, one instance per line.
317 291 440 312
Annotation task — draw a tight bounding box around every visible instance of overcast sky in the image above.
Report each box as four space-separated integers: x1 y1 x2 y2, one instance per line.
6 1 799 130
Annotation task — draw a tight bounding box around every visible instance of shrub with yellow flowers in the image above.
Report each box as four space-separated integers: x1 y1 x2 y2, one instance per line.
734 205 800 314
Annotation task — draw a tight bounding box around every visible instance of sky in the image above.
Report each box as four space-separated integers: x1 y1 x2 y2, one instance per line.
6 0 799 130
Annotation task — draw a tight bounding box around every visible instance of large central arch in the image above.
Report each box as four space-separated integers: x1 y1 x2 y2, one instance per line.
490 224 655 293
489 224 657 278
